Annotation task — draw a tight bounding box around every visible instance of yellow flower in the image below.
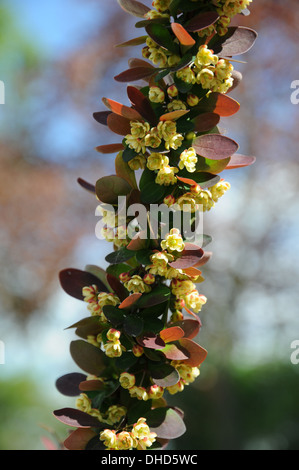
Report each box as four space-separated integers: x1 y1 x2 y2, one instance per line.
129 386 149 401
149 86 165 103
167 99 187 112
116 431 134 450
147 152 169 171
146 251 174 276
166 379 185 395
179 147 198 173
148 385 164 400
107 405 127 425
167 84 179 98
177 193 198 213
187 94 200 107
144 127 162 148
128 154 146 171
82 285 98 303
184 290 207 313
124 274 151 294
104 340 124 358
152 0 171 12
155 165 178 186
119 372 136 389
157 120 177 140
161 228 185 252
210 180 231 202
106 328 121 342
76 393 92 414
132 417 151 440
148 47 168 67
132 344 144 357
176 66 196 84
195 45 218 67
171 279 196 296
100 429 117 449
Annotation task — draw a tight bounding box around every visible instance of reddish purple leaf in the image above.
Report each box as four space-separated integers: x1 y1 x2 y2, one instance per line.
213 26 258 57
103 97 143 121
115 66 157 83
185 11 220 32
79 380 105 392
147 408 186 439
170 319 202 340
56 373 87 397
160 342 190 361
196 92 240 117
193 251 212 268
137 332 165 350
117 0 150 18
106 273 128 301
95 143 125 154
70 340 106 376
59 268 109 300
53 408 101 428
194 112 220 133
127 85 157 125
193 134 239 160
64 428 98 450
77 178 96 194
93 110 112 126
225 153 256 169
169 243 204 269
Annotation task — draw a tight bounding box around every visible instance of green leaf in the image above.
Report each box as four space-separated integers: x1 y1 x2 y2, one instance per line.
145 23 180 55
102 305 125 327
140 181 166 204
105 247 135 264
123 315 144 336
137 284 171 308
95 175 132 204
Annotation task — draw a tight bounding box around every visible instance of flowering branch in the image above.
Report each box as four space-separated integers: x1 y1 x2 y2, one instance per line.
54 0 257 451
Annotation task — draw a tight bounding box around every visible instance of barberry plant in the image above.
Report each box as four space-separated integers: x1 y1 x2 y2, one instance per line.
54 0 257 451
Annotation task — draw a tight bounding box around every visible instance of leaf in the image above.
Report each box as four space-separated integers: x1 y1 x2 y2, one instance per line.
228 70 243 93
106 273 128 301
178 338 208 366
96 143 124 154
93 110 111 125
146 407 186 439
127 231 148 251
212 26 258 57
196 155 230 174
119 293 142 309
193 134 239 160
170 319 201 340
77 178 96 194
115 66 157 83
160 342 189 361
137 284 171 308
127 85 157 125
192 250 212 268
123 315 144 336
66 317 103 340
159 109 190 121
171 23 195 47
169 243 204 269
195 92 240 117
117 0 150 18
64 428 98 451
127 400 153 425
185 11 220 32
59 268 109 301
79 380 105 392
115 151 138 189
70 340 106 376
140 181 166 204
84 265 112 291
160 326 185 344
137 332 165 350
102 305 124 327
193 112 220 133
103 97 143 121
225 153 256 169
145 23 180 55
105 247 135 264
150 363 180 387
106 113 132 136
53 408 101 428
115 36 148 47
55 373 87 397
95 175 132 204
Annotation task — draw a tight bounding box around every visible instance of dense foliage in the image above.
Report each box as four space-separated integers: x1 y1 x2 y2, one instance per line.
54 0 257 450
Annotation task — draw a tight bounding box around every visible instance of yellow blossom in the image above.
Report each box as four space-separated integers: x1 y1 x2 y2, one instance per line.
179 147 198 173
147 152 169 171
149 86 165 103
155 165 178 186
161 228 185 253
119 372 136 389
124 275 152 294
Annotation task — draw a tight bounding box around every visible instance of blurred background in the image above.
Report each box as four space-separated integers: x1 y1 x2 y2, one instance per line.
0 0 299 450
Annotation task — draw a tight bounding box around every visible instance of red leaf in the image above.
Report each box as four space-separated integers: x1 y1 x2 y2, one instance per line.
127 230 147 251
64 428 98 450
107 113 132 136
118 293 142 309
170 319 201 340
193 134 239 160
128 58 154 69
56 373 87 397
160 109 190 121
160 326 185 344
171 23 195 47
160 342 189 361
106 273 128 301
103 98 143 121
178 339 208 367
79 380 105 392
95 143 124 154
213 26 258 57
177 176 198 187
225 153 256 169
115 66 157 83
192 251 212 268
196 92 240 117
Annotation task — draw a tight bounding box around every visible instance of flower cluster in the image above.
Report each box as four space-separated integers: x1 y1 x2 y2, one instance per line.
100 418 157 450
55 0 256 452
